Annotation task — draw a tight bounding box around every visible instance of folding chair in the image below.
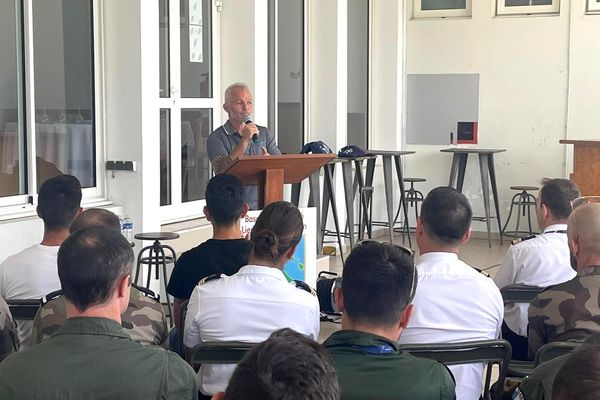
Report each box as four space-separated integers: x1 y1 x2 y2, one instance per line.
7 298 42 320
189 341 256 365
400 339 512 400
534 341 581 366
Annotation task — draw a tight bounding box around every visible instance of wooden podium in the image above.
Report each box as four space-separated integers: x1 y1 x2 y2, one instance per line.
225 154 335 208
560 140 600 196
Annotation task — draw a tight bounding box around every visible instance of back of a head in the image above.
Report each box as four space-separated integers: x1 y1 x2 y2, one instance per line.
552 346 600 400
206 174 245 225
342 242 416 327
568 203 600 256
58 226 134 312
539 178 580 220
69 208 121 234
224 328 340 400
38 175 82 230
420 186 472 246
251 201 303 264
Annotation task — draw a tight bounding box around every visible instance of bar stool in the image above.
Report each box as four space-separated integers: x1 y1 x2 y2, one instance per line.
134 232 180 327
399 177 426 230
501 186 539 239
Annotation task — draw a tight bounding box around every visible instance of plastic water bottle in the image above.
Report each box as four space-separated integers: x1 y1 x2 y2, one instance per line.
122 217 133 242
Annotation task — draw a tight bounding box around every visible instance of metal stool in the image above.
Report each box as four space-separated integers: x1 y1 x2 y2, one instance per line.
403 178 426 230
501 186 538 239
134 232 180 327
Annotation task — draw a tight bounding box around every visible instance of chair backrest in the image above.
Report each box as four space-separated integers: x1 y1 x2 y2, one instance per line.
7 298 42 320
500 284 544 304
534 341 581 366
189 341 257 365
400 339 512 400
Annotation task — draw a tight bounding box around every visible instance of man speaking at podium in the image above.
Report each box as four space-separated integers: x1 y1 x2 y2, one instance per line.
207 82 281 209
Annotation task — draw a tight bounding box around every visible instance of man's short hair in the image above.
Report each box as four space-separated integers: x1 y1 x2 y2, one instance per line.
58 226 134 312
37 175 82 230
420 186 472 245
342 242 416 328
205 174 245 225
70 209 121 234
224 82 250 103
224 328 340 400
539 178 580 220
552 346 600 400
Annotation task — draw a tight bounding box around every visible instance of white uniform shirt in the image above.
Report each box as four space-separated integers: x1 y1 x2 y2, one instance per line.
399 252 503 400
0 244 61 345
183 264 320 395
494 224 576 336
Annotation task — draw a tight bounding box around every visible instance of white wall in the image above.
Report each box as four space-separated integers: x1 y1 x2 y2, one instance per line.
403 0 600 231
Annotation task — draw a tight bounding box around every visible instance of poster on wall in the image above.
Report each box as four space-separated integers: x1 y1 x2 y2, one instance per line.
240 207 317 287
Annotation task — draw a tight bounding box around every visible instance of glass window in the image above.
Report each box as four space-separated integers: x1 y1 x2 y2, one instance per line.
181 109 212 202
180 0 212 98
497 0 559 15
347 0 369 150
269 0 304 154
414 0 471 18
0 0 25 197
160 109 171 206
587 0 600 13
160 0 170 98
32 0 95 189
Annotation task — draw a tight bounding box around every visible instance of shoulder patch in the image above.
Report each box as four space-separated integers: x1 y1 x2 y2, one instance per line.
511 234 537 246
199 274 224 285
293 280 317 296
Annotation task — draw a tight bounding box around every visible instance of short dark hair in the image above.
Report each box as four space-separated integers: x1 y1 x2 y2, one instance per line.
224 328 340 400
70 208 121 234
58 226 134 312
251 201 303 264
37 175 82 230
420 186 472 245
539 178 580 220
205 174 245 225
342 242 416 327
552 346 600 400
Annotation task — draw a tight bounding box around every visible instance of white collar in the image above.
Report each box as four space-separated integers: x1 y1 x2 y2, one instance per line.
418 252 459 262
543 223 567 233
237 265 288 282
223 120 235 136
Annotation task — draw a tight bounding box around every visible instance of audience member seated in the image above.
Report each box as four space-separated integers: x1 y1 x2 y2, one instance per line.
167 174 251 345
29 208 168 347
0 227 198 399
323 241 456 400
552 345 600 400
184 201 320 398
212 328 340 400
509 333 600 400
494 178 580 360
0 175 82 346
0 295 18 362
528 201 600 358
398 187 503 400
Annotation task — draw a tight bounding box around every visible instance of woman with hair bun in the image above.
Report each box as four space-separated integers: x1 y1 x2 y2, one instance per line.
184 201 320 399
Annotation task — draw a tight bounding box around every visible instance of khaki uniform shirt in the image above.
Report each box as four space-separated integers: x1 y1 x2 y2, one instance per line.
0 317 197 400
324 330 456 400
0 296 18 361
528 266 600 358
29 286 168 347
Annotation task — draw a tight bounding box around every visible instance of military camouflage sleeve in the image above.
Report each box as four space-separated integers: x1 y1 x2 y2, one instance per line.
0 296 18 361
123 287 169 347
29 297 68 347
528 296 549 359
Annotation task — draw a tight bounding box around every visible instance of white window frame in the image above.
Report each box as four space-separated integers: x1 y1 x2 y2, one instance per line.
587 0 600 13
413 0 472 19
158 0 221 223
0 0 105 217
496 0 560 16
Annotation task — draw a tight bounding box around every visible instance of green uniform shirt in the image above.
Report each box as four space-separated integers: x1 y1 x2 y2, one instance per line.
0 317 197 400
324 330 456 400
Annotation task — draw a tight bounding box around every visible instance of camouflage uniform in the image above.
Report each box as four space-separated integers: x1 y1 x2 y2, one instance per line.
528 266 600 358
30 286 169 347
0 296 18 361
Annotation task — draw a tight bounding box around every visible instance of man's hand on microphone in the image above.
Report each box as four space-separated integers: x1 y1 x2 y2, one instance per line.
240 122 259 144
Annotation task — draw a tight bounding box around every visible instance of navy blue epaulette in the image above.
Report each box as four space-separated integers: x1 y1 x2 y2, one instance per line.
511 234 537 246
293 280 317 296
198 274 224 285
472 267 491 278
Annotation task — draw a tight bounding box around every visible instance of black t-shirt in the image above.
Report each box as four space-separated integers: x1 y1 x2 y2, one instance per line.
167 238 252 300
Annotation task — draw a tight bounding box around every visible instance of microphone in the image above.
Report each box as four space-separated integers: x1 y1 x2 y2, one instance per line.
243 115 259 144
